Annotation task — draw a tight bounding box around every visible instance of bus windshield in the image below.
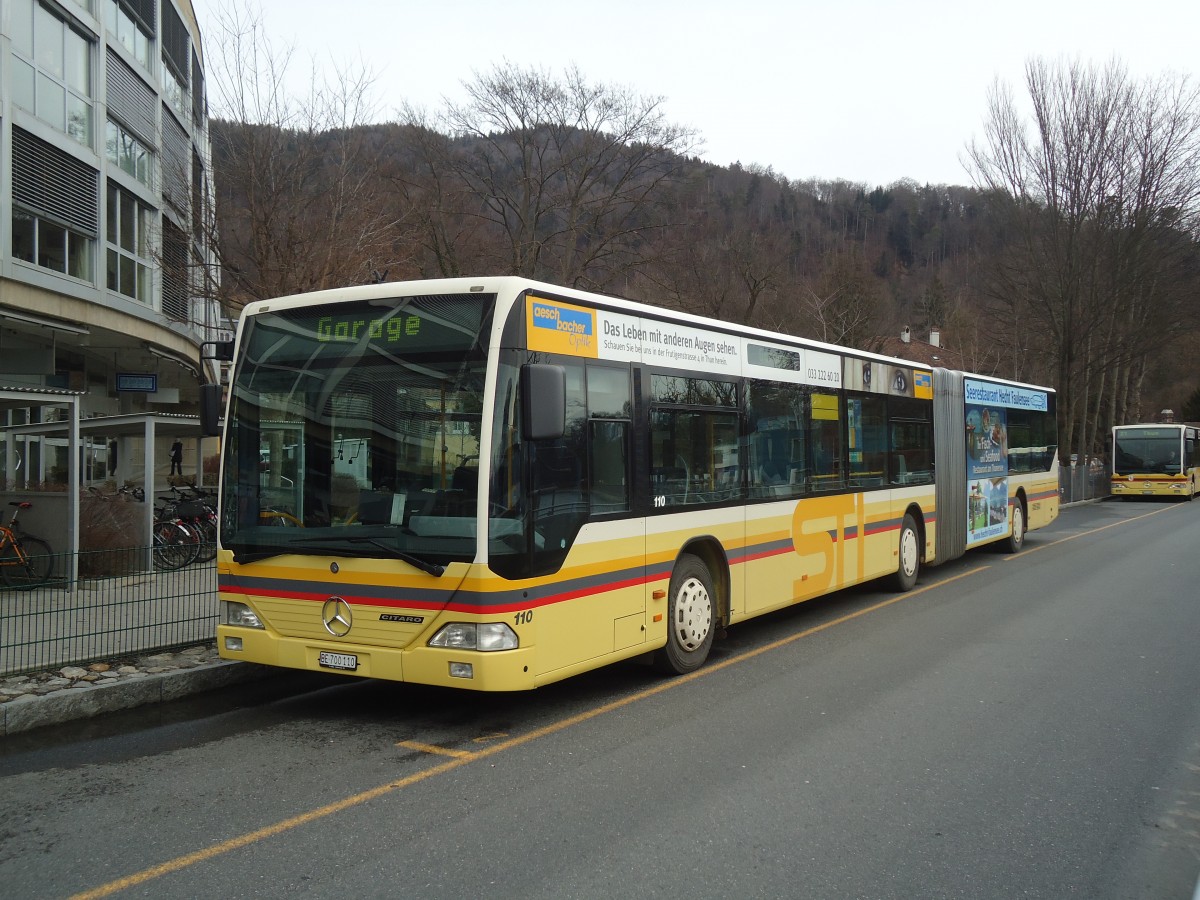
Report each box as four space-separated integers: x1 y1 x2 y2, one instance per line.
220 293 494 567
1113 427 1182 475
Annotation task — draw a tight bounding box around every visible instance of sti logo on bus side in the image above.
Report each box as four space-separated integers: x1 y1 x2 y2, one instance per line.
528 300 597 356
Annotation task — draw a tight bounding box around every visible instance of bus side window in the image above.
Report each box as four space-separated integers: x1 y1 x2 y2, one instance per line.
587 366 631 515
747 381 805 499
590 421 629 513
809 392 844 492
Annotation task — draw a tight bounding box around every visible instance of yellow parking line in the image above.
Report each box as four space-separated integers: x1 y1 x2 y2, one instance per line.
1006 502 1181 559
396 740 477 759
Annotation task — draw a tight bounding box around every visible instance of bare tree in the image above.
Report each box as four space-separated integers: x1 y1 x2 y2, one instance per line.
205 2 409 310
399 62 700 291
381 113 496 279
967 58 1200 458
793 250 880 347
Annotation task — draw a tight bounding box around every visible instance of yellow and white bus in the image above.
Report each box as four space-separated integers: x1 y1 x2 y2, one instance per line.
206 277 1059 690
1111 423 1200 499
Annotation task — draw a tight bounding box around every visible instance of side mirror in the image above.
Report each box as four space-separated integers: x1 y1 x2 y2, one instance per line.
521 364 565 441
201 340 235 362
200 383 224 436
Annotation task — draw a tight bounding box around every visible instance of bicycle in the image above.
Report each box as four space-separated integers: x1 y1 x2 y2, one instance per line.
152 496 202 571
88 485 198 571
166 485 217 563
0 501 54 589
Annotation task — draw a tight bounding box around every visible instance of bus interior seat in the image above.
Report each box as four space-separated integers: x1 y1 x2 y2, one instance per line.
451 465 477 495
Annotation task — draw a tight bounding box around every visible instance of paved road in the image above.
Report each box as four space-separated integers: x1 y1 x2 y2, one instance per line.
2 500 1199 899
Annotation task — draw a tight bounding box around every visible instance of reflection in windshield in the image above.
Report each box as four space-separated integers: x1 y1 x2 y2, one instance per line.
1114 431 1183 475
222 293 494 568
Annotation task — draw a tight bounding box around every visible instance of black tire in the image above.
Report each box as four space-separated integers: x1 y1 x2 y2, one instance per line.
654 553 716 675
153 521 195 571
191 515 218 562
194 537 217 563
174 520 203 566
1 535 54 589
1004 499 1026 553
892 514 920 591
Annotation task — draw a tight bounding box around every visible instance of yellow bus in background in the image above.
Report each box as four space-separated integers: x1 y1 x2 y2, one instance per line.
1111 423 1200 499
208 277 1059 690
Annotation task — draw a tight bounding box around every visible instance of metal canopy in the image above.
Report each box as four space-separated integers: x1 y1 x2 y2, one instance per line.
0 385 82 587
4 411 211 577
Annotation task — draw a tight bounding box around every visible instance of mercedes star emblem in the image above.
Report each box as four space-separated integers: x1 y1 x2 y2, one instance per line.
321 596 353 637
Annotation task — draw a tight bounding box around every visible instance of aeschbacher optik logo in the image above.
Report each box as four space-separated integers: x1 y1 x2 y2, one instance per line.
532 303 592 334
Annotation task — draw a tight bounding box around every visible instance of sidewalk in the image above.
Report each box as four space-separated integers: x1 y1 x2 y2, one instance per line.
0 643 279 737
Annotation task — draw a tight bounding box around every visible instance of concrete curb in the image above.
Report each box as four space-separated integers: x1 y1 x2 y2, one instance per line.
1 660 279 737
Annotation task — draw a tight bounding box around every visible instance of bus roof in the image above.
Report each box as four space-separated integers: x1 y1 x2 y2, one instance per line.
238 275 1056 395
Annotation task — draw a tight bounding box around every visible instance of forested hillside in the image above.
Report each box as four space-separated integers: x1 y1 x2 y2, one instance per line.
206 59 1200 460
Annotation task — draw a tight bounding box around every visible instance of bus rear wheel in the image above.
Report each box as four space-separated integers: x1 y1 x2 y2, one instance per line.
892 514 920 592
655 553 715 675
1005 500 1026 553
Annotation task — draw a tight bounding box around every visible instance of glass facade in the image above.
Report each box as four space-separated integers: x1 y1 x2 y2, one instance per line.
10 0 94 148
1 0 217 418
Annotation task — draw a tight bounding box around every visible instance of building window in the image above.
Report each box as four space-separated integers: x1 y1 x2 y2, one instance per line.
12 209 94 281
161 0 190 118
10 0 94 148
104 0 153 71
161 65 188 118
105 119 153 186
106 182 154 302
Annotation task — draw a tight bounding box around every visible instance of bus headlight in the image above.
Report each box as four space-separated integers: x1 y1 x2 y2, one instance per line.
222 601 264 628
429 622 518 651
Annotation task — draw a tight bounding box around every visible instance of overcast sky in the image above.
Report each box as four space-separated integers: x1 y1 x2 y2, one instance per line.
200 0 1200 189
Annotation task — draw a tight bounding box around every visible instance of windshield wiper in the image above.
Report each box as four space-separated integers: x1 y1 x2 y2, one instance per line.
299 535 445 577
231 547 290 564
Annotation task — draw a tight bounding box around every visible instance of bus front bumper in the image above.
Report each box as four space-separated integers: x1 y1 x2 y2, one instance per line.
1111 479 1191 497
217 625 537 691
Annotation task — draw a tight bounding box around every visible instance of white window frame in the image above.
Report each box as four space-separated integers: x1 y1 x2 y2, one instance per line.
12 208 95 282
105 182 156 304
105 118 154 187
10 0 95 149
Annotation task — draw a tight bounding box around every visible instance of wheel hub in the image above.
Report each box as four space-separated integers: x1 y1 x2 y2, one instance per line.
674 577 712 651
900 528 918 577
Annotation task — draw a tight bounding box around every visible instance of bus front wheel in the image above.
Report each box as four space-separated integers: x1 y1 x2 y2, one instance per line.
655 553 716 675
892 514 920 592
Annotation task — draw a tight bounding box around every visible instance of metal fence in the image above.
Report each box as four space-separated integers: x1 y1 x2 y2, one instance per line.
1 546 217 677
1059 460 1111 505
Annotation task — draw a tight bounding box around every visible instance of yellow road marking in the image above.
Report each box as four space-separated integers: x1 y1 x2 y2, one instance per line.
472 732 510 744
396 740 477 759
1005 502 1181 559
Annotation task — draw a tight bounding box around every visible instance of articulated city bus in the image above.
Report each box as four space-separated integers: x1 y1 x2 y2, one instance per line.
209 277 1059 690
1111 423 1200 499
